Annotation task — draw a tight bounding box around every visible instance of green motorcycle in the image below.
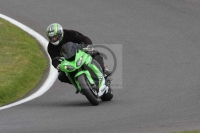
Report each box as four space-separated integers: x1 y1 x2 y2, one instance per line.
53 42 113 105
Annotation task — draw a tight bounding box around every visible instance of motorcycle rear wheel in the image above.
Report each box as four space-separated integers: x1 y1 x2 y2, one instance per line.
101 87 113 101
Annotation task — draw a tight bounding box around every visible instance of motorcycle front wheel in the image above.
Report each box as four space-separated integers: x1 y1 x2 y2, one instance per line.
77 75 100 106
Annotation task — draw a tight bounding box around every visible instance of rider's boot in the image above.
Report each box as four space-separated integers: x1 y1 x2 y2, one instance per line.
103 66 112 77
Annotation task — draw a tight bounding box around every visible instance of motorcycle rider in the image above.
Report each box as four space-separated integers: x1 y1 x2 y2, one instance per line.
46 23 111 84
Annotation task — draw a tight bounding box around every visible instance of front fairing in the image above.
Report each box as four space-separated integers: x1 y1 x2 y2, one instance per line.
59 50 92 73
59 49 105 95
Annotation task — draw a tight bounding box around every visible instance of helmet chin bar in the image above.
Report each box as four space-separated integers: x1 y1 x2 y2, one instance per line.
52 40 59 45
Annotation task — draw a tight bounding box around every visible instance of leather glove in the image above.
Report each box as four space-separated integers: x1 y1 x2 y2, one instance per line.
56 64 60 71
83 45 94 54
78 43 94 54
87 45 94 54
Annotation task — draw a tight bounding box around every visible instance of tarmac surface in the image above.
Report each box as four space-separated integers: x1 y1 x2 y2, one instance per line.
1 0 200 133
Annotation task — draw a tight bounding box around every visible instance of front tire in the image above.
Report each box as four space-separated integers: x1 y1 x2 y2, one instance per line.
77 75 100 106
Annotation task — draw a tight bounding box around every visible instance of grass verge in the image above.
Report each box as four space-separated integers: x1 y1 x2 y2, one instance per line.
0 18 47 106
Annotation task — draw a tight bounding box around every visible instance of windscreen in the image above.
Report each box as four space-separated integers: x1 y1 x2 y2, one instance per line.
60 42 79 59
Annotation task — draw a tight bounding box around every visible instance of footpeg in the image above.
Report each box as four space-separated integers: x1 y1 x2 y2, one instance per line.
105 77 112 86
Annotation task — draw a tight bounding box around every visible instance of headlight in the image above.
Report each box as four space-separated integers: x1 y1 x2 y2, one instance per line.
64 65 74 71
76 57 83 67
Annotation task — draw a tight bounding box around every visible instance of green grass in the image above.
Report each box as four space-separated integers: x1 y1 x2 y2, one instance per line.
172 131 200 133
0 18 47 106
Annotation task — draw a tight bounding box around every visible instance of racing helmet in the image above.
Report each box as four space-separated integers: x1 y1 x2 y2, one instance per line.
46 23 64 45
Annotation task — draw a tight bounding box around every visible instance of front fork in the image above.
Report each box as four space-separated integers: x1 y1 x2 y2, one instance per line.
74 70 95 92
72 63 105 94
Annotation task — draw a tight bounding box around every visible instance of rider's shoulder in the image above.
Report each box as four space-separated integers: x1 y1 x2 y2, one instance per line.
64 29 78 34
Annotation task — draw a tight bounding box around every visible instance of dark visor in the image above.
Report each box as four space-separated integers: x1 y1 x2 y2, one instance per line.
50 35 59 42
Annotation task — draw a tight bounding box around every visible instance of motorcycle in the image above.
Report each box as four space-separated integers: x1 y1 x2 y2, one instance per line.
53 42 113 105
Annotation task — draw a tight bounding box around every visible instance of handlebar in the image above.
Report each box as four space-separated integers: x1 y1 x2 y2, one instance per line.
82 45 94 52
53 57 65 62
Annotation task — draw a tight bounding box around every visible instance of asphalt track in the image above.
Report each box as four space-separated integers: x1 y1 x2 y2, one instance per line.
1 0 200 133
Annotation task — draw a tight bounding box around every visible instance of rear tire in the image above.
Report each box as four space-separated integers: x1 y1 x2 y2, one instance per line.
101 87 113 101
77 75 100 106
